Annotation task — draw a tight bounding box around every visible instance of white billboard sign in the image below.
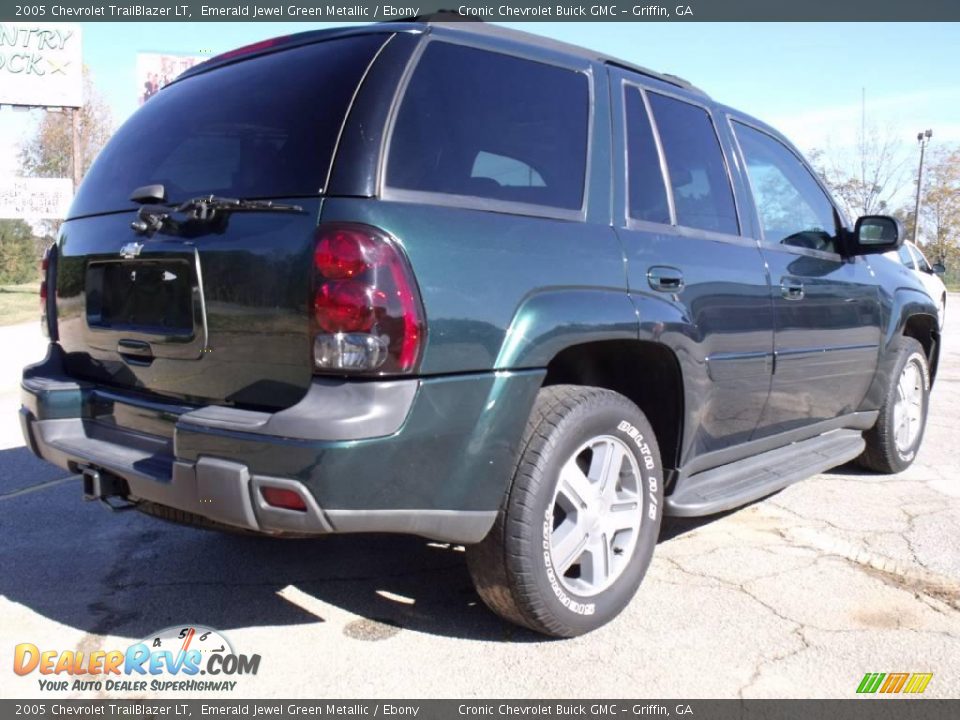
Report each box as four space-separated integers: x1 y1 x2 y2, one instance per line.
0 177 73 220
137 52 205 105
0 23 83 108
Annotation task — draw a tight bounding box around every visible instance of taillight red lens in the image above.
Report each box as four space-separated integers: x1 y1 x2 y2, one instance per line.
313 281 375 333
314 229 374 279
39 281 47 303
260 486 307 512
311 224 425 374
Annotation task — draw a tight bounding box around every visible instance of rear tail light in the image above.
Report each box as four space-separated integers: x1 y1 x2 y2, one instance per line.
310 224 425 374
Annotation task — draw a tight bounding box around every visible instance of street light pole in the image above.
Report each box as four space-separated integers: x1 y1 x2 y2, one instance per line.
912 129 932 244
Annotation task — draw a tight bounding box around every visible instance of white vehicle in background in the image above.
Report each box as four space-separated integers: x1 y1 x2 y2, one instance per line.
885 241 948 328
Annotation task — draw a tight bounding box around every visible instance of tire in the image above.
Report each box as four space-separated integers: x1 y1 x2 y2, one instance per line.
857 338 930 474
466 385 664 637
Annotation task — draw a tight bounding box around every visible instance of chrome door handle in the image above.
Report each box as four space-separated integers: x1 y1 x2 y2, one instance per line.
780 278 804 301
648 266 685 292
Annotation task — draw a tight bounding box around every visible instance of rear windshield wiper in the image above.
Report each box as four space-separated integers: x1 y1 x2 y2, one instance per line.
130 190 304 235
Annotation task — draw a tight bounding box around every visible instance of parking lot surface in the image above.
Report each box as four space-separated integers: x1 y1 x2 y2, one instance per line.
2 297 959 698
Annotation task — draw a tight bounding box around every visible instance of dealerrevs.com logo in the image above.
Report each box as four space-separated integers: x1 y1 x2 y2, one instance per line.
13 625 260 693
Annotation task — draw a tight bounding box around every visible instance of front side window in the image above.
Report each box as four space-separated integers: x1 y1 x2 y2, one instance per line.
386 42 589 211
647 93 739 235
734 122 840 254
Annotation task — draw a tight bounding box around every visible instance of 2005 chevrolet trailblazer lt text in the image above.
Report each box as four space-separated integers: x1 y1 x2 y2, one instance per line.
21 19 941 637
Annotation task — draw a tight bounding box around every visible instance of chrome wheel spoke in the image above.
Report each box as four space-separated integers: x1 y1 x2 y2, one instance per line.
605 500 640 534
557 460 594 512
549 434 644 597
580 534 611 588
892 359 925 453
588 440 625 499
551 518 589 574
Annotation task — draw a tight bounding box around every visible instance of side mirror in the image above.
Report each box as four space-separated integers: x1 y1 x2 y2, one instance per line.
848 215 904 255
932 262 946 276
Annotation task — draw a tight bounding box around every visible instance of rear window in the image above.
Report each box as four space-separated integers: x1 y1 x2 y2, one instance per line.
72 35 386 217
647 93 739 236
386 42 589 212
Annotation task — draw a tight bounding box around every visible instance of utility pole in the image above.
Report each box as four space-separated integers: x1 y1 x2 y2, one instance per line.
912 129 932 245
71 107 82 192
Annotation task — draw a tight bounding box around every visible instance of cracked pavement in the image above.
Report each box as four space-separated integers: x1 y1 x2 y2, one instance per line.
1 297 958 699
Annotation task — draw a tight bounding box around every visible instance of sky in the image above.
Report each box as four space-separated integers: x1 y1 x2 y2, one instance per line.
2 21 959 206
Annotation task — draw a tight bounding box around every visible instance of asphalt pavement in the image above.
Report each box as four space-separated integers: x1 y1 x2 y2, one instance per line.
2 299 958 699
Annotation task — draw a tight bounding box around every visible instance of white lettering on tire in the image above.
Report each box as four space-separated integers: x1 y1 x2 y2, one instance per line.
542 507 595 615
541 419 661 614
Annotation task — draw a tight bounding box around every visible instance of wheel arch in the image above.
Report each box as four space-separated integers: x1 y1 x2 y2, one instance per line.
541 340 685 474
861 288 941 411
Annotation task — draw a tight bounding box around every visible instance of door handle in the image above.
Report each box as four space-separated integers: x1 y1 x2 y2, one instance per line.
117 339 154 366
780 278 804 301
647 266 684 293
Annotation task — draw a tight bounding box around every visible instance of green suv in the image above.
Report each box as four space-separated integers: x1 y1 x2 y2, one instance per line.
21 21 940 636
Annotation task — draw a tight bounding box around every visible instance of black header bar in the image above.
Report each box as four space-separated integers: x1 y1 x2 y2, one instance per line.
0 0 959 22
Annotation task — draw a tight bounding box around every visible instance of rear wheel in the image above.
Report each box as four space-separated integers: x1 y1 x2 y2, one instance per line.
466 385 663 637
858 338 930 474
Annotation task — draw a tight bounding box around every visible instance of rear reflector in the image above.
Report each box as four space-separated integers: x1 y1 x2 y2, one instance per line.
260 486 308 512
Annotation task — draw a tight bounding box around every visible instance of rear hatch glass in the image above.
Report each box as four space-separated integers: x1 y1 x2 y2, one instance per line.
71 33 388 218
57 34 389 411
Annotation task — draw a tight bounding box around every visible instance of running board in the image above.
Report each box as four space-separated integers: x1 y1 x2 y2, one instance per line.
665 429 865 517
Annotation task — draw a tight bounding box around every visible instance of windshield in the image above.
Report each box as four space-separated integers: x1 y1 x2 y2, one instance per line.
71 34 386 218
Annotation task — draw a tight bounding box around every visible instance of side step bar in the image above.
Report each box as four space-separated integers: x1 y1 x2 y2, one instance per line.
665 429 865 517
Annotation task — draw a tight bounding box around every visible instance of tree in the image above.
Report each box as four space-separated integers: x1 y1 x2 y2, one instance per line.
0 219 38 284
17 67 113 238
18 67 114 183
917 146 960 286
808 123 910 221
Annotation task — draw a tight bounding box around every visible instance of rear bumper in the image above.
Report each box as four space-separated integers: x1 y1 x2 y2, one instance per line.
21 344 544 543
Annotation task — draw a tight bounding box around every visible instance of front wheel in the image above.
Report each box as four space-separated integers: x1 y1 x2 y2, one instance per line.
466 385 664 637
858 338 930 474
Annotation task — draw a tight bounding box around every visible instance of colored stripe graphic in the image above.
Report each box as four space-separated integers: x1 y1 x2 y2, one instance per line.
857 672 932 694
857 673 885 693
903 673 933 694
880 673 909 693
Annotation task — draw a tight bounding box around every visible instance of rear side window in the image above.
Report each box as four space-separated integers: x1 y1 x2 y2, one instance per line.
624 86 670 224
648 93 739 235
386 42 589 211
72 35 386 217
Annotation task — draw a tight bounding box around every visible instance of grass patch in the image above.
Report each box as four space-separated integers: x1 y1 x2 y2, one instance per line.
0 283 40 327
